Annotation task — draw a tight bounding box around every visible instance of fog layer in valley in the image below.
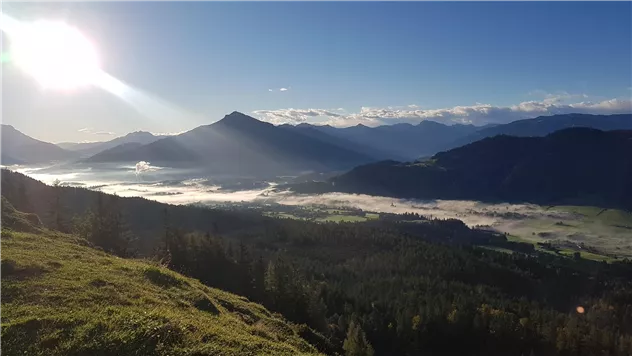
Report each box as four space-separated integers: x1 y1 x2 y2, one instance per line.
9 163 632 257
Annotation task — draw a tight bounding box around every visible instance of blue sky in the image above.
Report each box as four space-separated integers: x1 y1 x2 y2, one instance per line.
2 2 631 142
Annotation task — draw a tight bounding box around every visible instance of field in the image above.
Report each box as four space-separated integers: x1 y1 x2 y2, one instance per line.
257 201 632 262
499 206 632 261
1 229 320 356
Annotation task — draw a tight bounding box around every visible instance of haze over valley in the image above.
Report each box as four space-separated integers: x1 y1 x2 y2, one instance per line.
4 111 632 260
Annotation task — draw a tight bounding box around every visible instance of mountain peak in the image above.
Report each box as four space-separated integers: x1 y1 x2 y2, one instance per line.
215 111 267 127
125 131 154 137
417 120 446 128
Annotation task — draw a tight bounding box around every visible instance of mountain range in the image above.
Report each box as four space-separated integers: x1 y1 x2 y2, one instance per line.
447 113 632 150
86 111 375 175
288 121 481 161
290 128 632 209
2 113 631 176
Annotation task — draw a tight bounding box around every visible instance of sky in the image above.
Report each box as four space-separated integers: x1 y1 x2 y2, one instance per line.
2 2 631 143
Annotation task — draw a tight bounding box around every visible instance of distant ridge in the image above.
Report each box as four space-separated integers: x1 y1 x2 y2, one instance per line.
291 128 632 209
60 131 166 157
445 113 632 150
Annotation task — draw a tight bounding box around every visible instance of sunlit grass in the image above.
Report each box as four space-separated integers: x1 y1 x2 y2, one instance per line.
316 215 367 223
0 229 320 356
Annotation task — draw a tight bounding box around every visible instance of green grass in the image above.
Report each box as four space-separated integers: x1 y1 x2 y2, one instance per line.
505 234 533 244
365 213 380 220
504 234 615 262
557 249 616 263
1 197 43 233
479 246 515 254
550 205 632 226
316 215 367 223
0 229 321 356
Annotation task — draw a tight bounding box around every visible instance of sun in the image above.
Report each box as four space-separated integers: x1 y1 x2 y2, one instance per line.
10 20 101 90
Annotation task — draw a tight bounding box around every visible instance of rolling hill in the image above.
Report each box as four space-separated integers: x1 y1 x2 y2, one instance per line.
290 128 632 209
0 201 321 356
86 112 376 175
1 125 76 164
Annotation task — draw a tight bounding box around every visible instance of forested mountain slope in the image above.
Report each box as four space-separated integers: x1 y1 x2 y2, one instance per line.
292 128 632 209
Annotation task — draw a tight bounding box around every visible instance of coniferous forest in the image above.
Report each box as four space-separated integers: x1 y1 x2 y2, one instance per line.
3 169 632 356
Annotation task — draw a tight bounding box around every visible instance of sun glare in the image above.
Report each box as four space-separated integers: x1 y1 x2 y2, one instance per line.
9 19 100 90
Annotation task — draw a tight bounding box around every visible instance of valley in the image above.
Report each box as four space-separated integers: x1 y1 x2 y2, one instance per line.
6 162 631 261
2 3 632 355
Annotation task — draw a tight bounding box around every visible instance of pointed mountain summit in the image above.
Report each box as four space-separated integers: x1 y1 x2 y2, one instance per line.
215 111 267 127
86 112 375 175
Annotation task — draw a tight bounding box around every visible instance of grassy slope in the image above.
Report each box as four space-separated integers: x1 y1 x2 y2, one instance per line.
1 230 320 356
0 196 43 233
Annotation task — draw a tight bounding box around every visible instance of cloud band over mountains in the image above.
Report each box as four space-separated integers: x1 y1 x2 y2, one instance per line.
253 96 632 127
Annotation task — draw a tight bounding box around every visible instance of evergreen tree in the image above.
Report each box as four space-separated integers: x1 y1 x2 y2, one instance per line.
17 179 32 213
343 320 375 356
48 179 68 232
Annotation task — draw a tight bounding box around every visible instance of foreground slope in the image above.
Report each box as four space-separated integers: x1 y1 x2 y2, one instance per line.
292 128 632 209
0 228 320 356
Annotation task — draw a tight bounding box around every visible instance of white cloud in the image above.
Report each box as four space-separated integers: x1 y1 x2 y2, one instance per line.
252 94 631 127
268 87 290 92
78 127 116 136
149 130 186 136
252 108 343 125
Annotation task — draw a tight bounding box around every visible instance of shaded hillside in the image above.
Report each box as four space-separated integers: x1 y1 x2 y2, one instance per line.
1 227 320 355
293 128 632 209
1 169 269 253
446 113 632 150
1 125 76 164
87 112 375 175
